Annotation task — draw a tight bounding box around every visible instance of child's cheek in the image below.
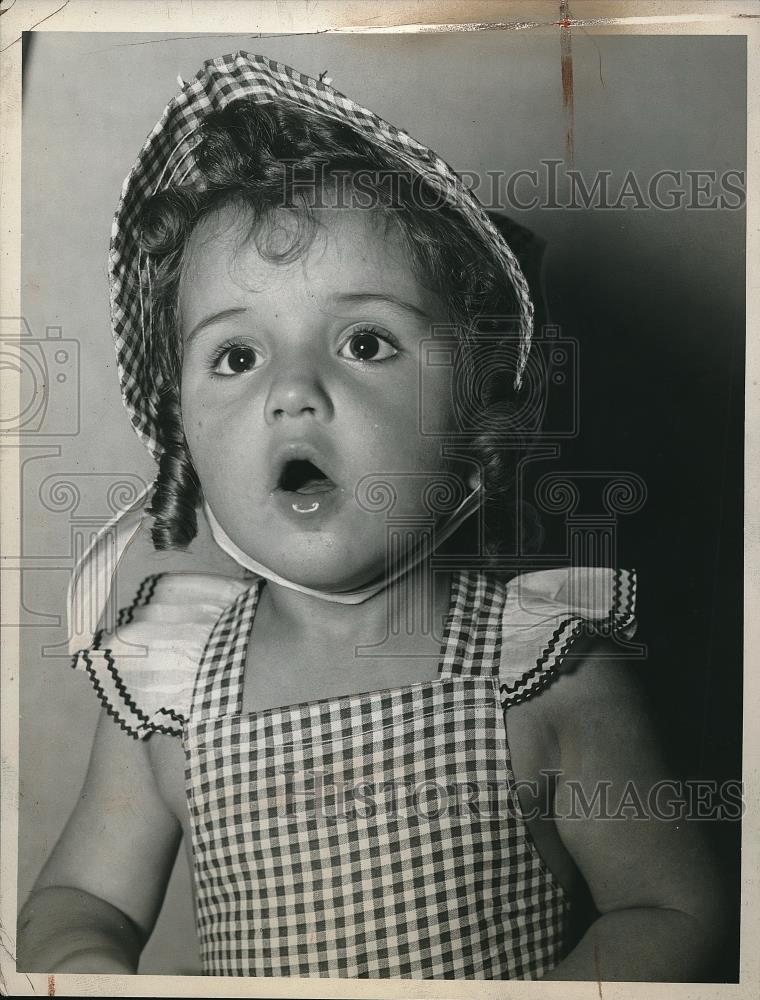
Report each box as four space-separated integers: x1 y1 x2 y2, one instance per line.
183 409 205 450
419 366 459 439
181 390 214 474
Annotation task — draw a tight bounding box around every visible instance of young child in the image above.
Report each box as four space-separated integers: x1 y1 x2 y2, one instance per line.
18 52 725 980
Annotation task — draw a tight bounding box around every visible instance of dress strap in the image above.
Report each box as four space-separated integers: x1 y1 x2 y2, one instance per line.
438 570 506 680
189 578 264 721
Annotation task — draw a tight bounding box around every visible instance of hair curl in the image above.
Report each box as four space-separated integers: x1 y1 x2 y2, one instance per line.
141 98 545 563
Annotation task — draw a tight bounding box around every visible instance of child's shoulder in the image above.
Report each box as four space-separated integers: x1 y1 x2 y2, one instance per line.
68 506 254 739
70 558 637 739
470 565 637 708
70 570 255 740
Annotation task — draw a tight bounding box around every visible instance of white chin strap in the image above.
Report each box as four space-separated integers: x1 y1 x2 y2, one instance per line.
204 484 484 605
67 481 483 653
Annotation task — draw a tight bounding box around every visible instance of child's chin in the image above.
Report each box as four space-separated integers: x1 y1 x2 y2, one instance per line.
231 523 389 592
270 551 383 594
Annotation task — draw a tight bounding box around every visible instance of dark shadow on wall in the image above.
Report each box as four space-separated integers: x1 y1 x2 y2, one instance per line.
538 211 743 983
443 205 742 981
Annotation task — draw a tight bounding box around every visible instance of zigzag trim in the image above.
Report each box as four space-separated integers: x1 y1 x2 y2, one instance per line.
613 566 623 623
101 644 185 736
500 618 584 710
500 568 639 711
116 573 163 627
100 648 151 725
155 706 185 725
501 618 579 697
70 572 183 739
73 648 142 740
613 567 637 632
70 648 184 739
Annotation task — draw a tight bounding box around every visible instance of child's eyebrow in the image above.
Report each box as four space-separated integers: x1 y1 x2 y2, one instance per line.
186 307 248 344
185 295 433 344
332 292 432 321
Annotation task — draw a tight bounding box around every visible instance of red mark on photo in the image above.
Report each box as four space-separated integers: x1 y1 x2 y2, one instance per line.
559 0 575 164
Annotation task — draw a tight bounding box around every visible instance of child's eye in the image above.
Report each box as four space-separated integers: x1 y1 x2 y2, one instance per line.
211 344 261 376
338 327 399 363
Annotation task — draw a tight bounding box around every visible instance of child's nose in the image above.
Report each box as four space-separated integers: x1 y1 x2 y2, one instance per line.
263 369 334 425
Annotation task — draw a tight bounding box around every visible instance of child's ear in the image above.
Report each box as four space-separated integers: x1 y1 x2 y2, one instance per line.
446 455 481 491
443 451 481 492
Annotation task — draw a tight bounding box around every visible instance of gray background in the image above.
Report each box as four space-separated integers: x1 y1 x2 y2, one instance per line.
18 32 745 975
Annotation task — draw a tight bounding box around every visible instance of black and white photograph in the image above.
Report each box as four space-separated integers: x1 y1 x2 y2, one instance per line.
0 1 756 996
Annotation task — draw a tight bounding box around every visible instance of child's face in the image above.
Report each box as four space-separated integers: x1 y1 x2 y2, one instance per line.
179 204 463 591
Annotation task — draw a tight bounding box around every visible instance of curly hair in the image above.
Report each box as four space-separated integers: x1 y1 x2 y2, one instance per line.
140 98 543 561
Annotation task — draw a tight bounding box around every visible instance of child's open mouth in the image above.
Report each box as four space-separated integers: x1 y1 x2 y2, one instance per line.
278 459 336 496
271 450 345 522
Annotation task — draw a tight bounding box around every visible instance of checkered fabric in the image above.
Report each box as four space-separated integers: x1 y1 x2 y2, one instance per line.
182 568 571 978
69 564 638 974
110 52 534 458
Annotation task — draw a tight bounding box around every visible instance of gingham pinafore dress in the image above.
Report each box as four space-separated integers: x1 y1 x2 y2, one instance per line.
181 568 569 979
73 563 638 978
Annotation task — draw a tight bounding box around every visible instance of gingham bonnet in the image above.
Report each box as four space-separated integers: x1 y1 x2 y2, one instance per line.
110 51 534 460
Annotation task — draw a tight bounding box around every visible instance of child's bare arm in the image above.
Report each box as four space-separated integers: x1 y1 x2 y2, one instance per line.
538 637 729 982
17 706 182 972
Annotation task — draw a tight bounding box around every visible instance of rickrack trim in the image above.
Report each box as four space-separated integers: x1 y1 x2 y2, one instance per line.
499 567 638 710
71 571 183 740
71 566 638 734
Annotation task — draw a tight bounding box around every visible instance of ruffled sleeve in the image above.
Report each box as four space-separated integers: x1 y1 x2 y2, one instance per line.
500 566 637 708
70 572 253 739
